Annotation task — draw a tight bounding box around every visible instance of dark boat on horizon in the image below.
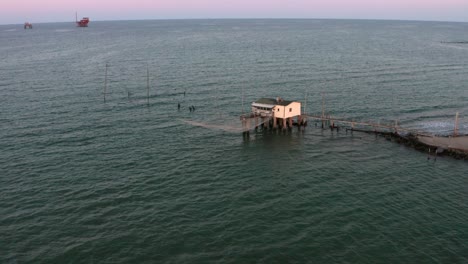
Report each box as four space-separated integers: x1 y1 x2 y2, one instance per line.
75 12 89 27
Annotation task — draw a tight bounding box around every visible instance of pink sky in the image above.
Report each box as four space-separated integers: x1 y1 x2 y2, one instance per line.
1 0 468 24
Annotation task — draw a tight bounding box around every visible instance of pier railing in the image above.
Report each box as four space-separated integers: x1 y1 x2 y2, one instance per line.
240 112 272 120
305 114 434 137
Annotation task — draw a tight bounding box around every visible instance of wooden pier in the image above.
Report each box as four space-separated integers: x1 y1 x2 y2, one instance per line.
240 110 468 159
305 114 468 159
304 114 429 135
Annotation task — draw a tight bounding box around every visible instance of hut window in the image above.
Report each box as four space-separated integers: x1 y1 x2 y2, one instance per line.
289 108 292 112
277 108 280 112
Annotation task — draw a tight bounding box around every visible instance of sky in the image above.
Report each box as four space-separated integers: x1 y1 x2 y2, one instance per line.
1 0 468 25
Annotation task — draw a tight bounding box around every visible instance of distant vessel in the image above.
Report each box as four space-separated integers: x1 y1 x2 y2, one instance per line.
24 22 32 29
75 12 89 27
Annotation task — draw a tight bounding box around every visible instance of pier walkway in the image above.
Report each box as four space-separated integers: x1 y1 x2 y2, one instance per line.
239 113 468 156
304 115 429 135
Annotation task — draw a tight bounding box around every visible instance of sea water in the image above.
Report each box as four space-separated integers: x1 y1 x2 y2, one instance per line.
1 19 468 263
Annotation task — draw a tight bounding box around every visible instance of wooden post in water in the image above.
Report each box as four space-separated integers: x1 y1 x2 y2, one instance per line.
243 118 250 138
103 63 108 102
321 92 325 128
241 117 247 136
241 86 245 115
304 91 308 115
146 64 150 106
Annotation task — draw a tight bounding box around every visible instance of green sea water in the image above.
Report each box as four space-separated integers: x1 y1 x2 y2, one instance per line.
1 19 468 263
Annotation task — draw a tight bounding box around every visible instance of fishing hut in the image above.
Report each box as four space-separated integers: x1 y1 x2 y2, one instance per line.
24 22 32 29
240 97 306 135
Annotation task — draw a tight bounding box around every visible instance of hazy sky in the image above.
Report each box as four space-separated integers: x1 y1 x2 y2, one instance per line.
1 0 468 25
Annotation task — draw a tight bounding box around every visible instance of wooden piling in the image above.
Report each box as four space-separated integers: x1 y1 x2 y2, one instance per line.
103 63 108 103
454 112 459 136
146 64 150 105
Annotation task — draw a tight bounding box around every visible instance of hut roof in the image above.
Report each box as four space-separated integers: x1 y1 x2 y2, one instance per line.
254 98 294 106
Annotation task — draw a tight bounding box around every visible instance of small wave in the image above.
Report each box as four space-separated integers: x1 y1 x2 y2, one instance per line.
441 41 468 44
55 29 73 32
407 120 463 135
4 29 17 32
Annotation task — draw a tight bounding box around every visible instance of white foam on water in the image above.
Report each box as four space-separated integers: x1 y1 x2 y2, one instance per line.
409 120 459 135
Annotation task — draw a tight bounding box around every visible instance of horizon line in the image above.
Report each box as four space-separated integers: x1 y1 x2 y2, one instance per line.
2 17 468 26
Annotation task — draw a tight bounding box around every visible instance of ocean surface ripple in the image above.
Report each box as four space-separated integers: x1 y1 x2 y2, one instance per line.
1 19 468 263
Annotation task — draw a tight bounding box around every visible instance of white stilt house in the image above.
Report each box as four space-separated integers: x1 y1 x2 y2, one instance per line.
251 97 302 129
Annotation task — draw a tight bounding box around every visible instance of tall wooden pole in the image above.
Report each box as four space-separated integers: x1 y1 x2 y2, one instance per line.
321 92 325 128
147 64 150 106
241 86 244 115
321 92 325 118
104 63 108 103
304 91 308 115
